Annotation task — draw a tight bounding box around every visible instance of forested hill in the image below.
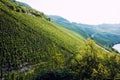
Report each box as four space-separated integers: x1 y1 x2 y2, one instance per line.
0 0 120 80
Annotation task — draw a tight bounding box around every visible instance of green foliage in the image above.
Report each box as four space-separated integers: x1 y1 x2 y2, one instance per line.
64 40 120 80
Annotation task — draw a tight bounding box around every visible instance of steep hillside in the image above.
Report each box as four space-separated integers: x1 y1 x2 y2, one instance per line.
1 0 120 80
49 15 120 49
0 0 84 79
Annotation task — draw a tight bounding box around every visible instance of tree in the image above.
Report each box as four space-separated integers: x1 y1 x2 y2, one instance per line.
49 53 65 70
106 53 120 80
91 63 109 79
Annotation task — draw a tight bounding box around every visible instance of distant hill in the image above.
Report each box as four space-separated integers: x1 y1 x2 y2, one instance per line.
10 0 32 8
49 15 120 49
16 1 32 8
95 24 120 35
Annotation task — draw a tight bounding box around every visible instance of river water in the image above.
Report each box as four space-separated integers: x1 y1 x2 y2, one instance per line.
112 44 120 53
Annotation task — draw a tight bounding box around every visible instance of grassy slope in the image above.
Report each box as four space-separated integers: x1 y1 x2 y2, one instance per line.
0 0 84 76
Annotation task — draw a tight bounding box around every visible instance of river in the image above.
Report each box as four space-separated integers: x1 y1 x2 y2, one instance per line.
112 44 120 53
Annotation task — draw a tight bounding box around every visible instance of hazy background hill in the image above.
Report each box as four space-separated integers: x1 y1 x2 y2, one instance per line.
95 24 120 35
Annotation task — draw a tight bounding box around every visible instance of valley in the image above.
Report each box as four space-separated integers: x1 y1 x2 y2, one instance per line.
0 0 120 80
49 15 120 50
